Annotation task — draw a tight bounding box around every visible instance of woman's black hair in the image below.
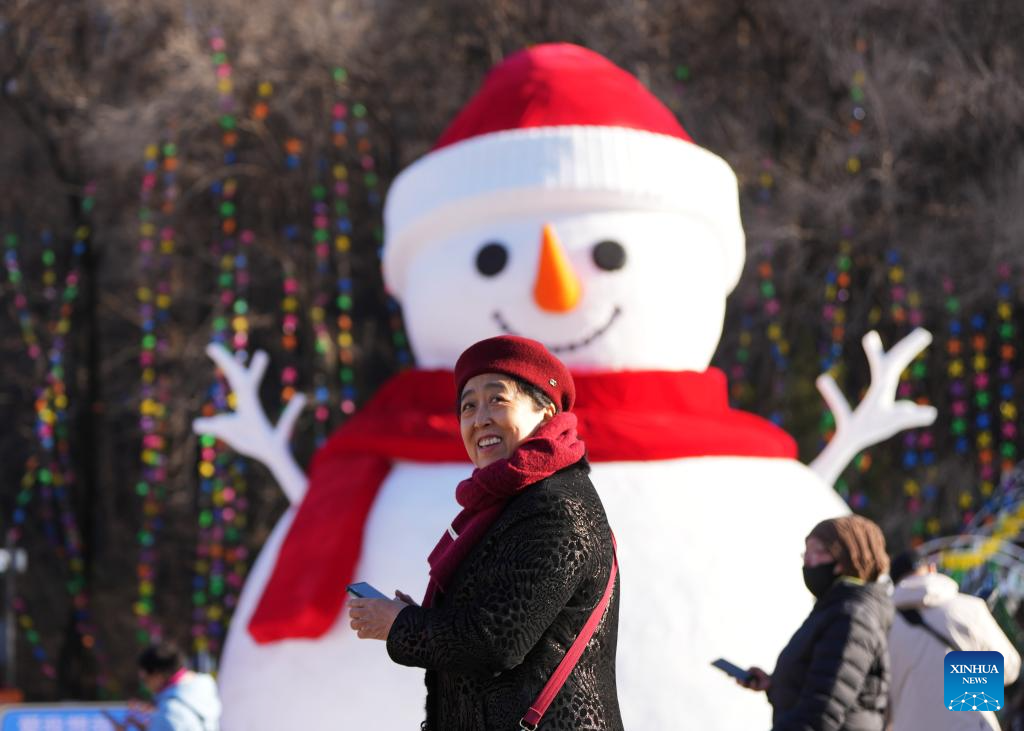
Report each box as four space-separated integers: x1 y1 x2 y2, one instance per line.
138 641 186 675
457 374 557 413
509 375 557 412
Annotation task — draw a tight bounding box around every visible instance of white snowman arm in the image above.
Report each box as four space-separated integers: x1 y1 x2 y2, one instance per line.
192 343 309 505
809 328 938 487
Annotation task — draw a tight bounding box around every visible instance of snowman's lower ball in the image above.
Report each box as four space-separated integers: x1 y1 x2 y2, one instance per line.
217 456 847 730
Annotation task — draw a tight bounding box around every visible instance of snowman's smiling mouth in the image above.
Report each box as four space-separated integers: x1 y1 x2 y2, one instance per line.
492 307 622 354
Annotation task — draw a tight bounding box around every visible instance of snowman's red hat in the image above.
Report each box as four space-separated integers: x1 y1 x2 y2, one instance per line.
383 43 745 296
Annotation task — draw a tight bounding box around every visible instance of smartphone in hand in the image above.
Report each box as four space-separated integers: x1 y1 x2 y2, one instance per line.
346 581 389 599
711 658 753 683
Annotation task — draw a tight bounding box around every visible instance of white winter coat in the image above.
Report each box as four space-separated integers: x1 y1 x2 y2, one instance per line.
888 572 1021 731
151 672 222 731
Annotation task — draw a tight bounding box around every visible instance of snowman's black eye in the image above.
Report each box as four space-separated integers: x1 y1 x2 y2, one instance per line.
592 240 626 271
476 242 508 276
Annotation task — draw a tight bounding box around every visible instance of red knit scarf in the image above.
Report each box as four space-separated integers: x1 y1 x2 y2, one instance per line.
424 412 585 607
247 368 796 644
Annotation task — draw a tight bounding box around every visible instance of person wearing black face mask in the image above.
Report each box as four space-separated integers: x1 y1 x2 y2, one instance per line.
802 553 841 598
737 515 894 731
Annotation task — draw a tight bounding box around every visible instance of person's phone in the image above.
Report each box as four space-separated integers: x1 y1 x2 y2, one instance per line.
711 658 753 682
346 581 389 599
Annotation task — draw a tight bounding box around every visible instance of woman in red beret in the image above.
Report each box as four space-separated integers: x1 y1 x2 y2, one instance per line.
348 335 622 730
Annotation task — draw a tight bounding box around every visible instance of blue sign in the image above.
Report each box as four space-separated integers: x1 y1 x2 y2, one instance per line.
944 650 1004 712
0 705 131 731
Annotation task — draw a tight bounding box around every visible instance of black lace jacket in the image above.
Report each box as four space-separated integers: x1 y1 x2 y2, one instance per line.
768 579 894 731
386 458 623 730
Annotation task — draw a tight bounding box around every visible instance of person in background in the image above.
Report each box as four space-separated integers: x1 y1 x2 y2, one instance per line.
739 515 893 730
887 548 1021 731
107 641 221 731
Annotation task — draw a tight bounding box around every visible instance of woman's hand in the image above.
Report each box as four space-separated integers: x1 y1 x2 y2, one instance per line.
348 594 410 640
738 666 772 692
394 590 419 607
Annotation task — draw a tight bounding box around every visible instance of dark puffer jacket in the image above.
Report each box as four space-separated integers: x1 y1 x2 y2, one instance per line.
769 579 894 731
386 458 622 731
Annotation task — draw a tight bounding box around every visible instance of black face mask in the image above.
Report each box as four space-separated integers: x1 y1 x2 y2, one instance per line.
803 562 839 598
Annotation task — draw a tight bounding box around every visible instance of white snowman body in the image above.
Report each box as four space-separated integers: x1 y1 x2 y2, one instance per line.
217 456 847 730
203 44 935 731
208 187 931 730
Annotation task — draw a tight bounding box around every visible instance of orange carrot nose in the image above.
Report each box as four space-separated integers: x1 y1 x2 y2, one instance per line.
533 224 582 312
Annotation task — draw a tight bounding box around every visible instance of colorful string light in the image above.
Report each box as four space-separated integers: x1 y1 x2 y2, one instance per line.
819 244 852 404
724 158 784 416
963 263 1020 530
4 233 42 362
819 236 853 501
279 224 301 406
223 228 252 622
820 39 870 507
995 264 1017 485
4 209 115 692
310 163 334 445
728 308 757 409
942 276 974 525
887 250 936 541
5 233 58 547
134 138 177 645
754 160 789 426
971 305 994 507
268 76 302 410
333 68 410 371
7 457 57 682
330 81 357 416
192 30 251 667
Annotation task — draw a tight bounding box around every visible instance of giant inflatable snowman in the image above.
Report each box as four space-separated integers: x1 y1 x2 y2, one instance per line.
194 44 936 730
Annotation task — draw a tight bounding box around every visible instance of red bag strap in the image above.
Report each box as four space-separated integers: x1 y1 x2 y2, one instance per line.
519 532 618 730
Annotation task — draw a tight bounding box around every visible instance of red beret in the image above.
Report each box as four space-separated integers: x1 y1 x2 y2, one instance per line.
454 335 575 412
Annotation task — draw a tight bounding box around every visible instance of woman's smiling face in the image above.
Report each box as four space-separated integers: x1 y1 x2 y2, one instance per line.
459 372 556 469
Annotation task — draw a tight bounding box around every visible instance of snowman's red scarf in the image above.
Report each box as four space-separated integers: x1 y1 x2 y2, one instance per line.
248 367 796 644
